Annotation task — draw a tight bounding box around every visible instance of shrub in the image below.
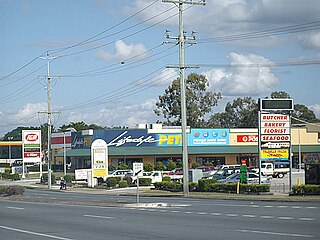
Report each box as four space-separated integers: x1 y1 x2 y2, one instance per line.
162 176 171 182
155 162 165 171
292 185 320 195
63 174 75 183
138 178 152 186
0 173 20 181
144 163 154 172
198 178 217 192
106 177 118 188
119 180 128 188
189 182 198 192
191 162 201 169
118 163 128 170
109 164 116 171
166 161 176 171
154 181 182 192
0 186 25 196
123 176 133 186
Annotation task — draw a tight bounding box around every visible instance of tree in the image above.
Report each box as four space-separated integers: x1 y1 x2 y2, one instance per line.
166 160 176 171
58 121 104 132
208 97 258 128
154 161 165 171
271 91 319 123
144 163 154 172
154 73 222 127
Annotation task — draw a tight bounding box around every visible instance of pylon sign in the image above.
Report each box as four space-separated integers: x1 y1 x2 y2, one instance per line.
22 130 41 163
259 99 293 161
91 139 108 178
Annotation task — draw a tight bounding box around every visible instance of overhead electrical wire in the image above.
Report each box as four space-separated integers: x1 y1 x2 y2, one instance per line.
49 0 160 55
198 20 320 43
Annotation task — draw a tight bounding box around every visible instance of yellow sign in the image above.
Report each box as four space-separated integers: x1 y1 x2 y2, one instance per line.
93 169 107 178
261 149 289 160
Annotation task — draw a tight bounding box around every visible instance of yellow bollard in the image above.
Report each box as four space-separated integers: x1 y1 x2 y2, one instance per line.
297 178 301 187
237 182 240 194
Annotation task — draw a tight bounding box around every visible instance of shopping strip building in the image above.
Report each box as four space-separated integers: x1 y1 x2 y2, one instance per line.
52 124 320 171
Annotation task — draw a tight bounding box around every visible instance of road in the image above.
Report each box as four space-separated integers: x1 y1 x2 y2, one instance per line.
0 189 319 240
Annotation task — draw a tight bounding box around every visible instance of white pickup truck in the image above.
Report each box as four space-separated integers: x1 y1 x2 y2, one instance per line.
131 171 163 184
254 162 289 178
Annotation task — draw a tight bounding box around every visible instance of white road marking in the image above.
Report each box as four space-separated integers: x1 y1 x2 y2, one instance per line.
299 218 316 221
210 212 222 216
7 206 24 210
236 229 314 238
0 225 73 240
260 215 275 219
226 214 239 217
83 215 114 219
278 216 294 220
242 214 256 218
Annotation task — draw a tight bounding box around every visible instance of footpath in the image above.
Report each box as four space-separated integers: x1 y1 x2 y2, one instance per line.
1 179 320 202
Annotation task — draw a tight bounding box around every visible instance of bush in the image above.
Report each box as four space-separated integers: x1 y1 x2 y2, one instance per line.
154 181 183 192
292 185 320 195
0 186 25 196
198 178 217 192
118 163 128 170
119 180 128 188
106 177 118 188
144 163 154 172
0 173 20 181
162 176 171 182
63 174 75 183
123 176 133 186
138 178 152 186
189 182 198 192
109 164 116 171
166 161 176 171
155 162 165 171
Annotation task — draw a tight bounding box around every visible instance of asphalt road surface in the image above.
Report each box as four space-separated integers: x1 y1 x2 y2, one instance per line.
0 189 319 240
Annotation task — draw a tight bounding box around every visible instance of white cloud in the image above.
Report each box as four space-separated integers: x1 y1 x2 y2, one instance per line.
203 52 279 96
96 40 148 62
298 32 320 49
136 68 178 86
0 103 47 137
310 103 320 118
128 0 320 49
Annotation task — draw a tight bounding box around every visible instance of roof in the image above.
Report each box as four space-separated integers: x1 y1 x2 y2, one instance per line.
56 144 320 158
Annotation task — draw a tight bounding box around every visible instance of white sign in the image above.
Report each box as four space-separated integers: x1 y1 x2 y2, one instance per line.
260 113 290 143
133 162 143 176
22 130 41 163
91 139 108 179
75 169 89 180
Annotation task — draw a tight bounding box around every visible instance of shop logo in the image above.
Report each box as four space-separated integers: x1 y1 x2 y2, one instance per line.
194 132 200 137
25 134 38 142
203 131 208 138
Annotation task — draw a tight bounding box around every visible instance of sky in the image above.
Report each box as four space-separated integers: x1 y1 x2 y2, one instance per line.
1 0 320 138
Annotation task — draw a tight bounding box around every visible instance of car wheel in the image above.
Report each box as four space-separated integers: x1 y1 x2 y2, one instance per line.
278 173 284 178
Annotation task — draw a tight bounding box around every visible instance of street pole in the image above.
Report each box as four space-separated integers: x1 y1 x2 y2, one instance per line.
298 126 301 172
63 132 66 176
39 52 56 190
163 0 205 198
8 136 13 160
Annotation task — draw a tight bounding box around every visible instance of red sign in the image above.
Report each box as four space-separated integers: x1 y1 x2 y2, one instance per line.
237 135 258 142
24 152 40 158
241 160 246 165
25 134 39 142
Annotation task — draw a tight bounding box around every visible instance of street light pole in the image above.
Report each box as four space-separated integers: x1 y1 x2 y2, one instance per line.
8 136 13 159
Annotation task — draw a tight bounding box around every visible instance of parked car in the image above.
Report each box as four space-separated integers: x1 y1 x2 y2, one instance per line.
218 172 271 184
107 169 133 178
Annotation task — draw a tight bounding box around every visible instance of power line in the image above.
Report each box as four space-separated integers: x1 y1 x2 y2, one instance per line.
198 20 320 43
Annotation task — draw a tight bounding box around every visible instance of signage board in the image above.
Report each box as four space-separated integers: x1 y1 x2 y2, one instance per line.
133 162 143 176
261 149 289 160
260 98 294 111
237 134 258 143
91 139 108 178
22 130 41 163
189 129 229 146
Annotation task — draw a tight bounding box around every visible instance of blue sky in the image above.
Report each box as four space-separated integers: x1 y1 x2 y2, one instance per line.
1 0 320 137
